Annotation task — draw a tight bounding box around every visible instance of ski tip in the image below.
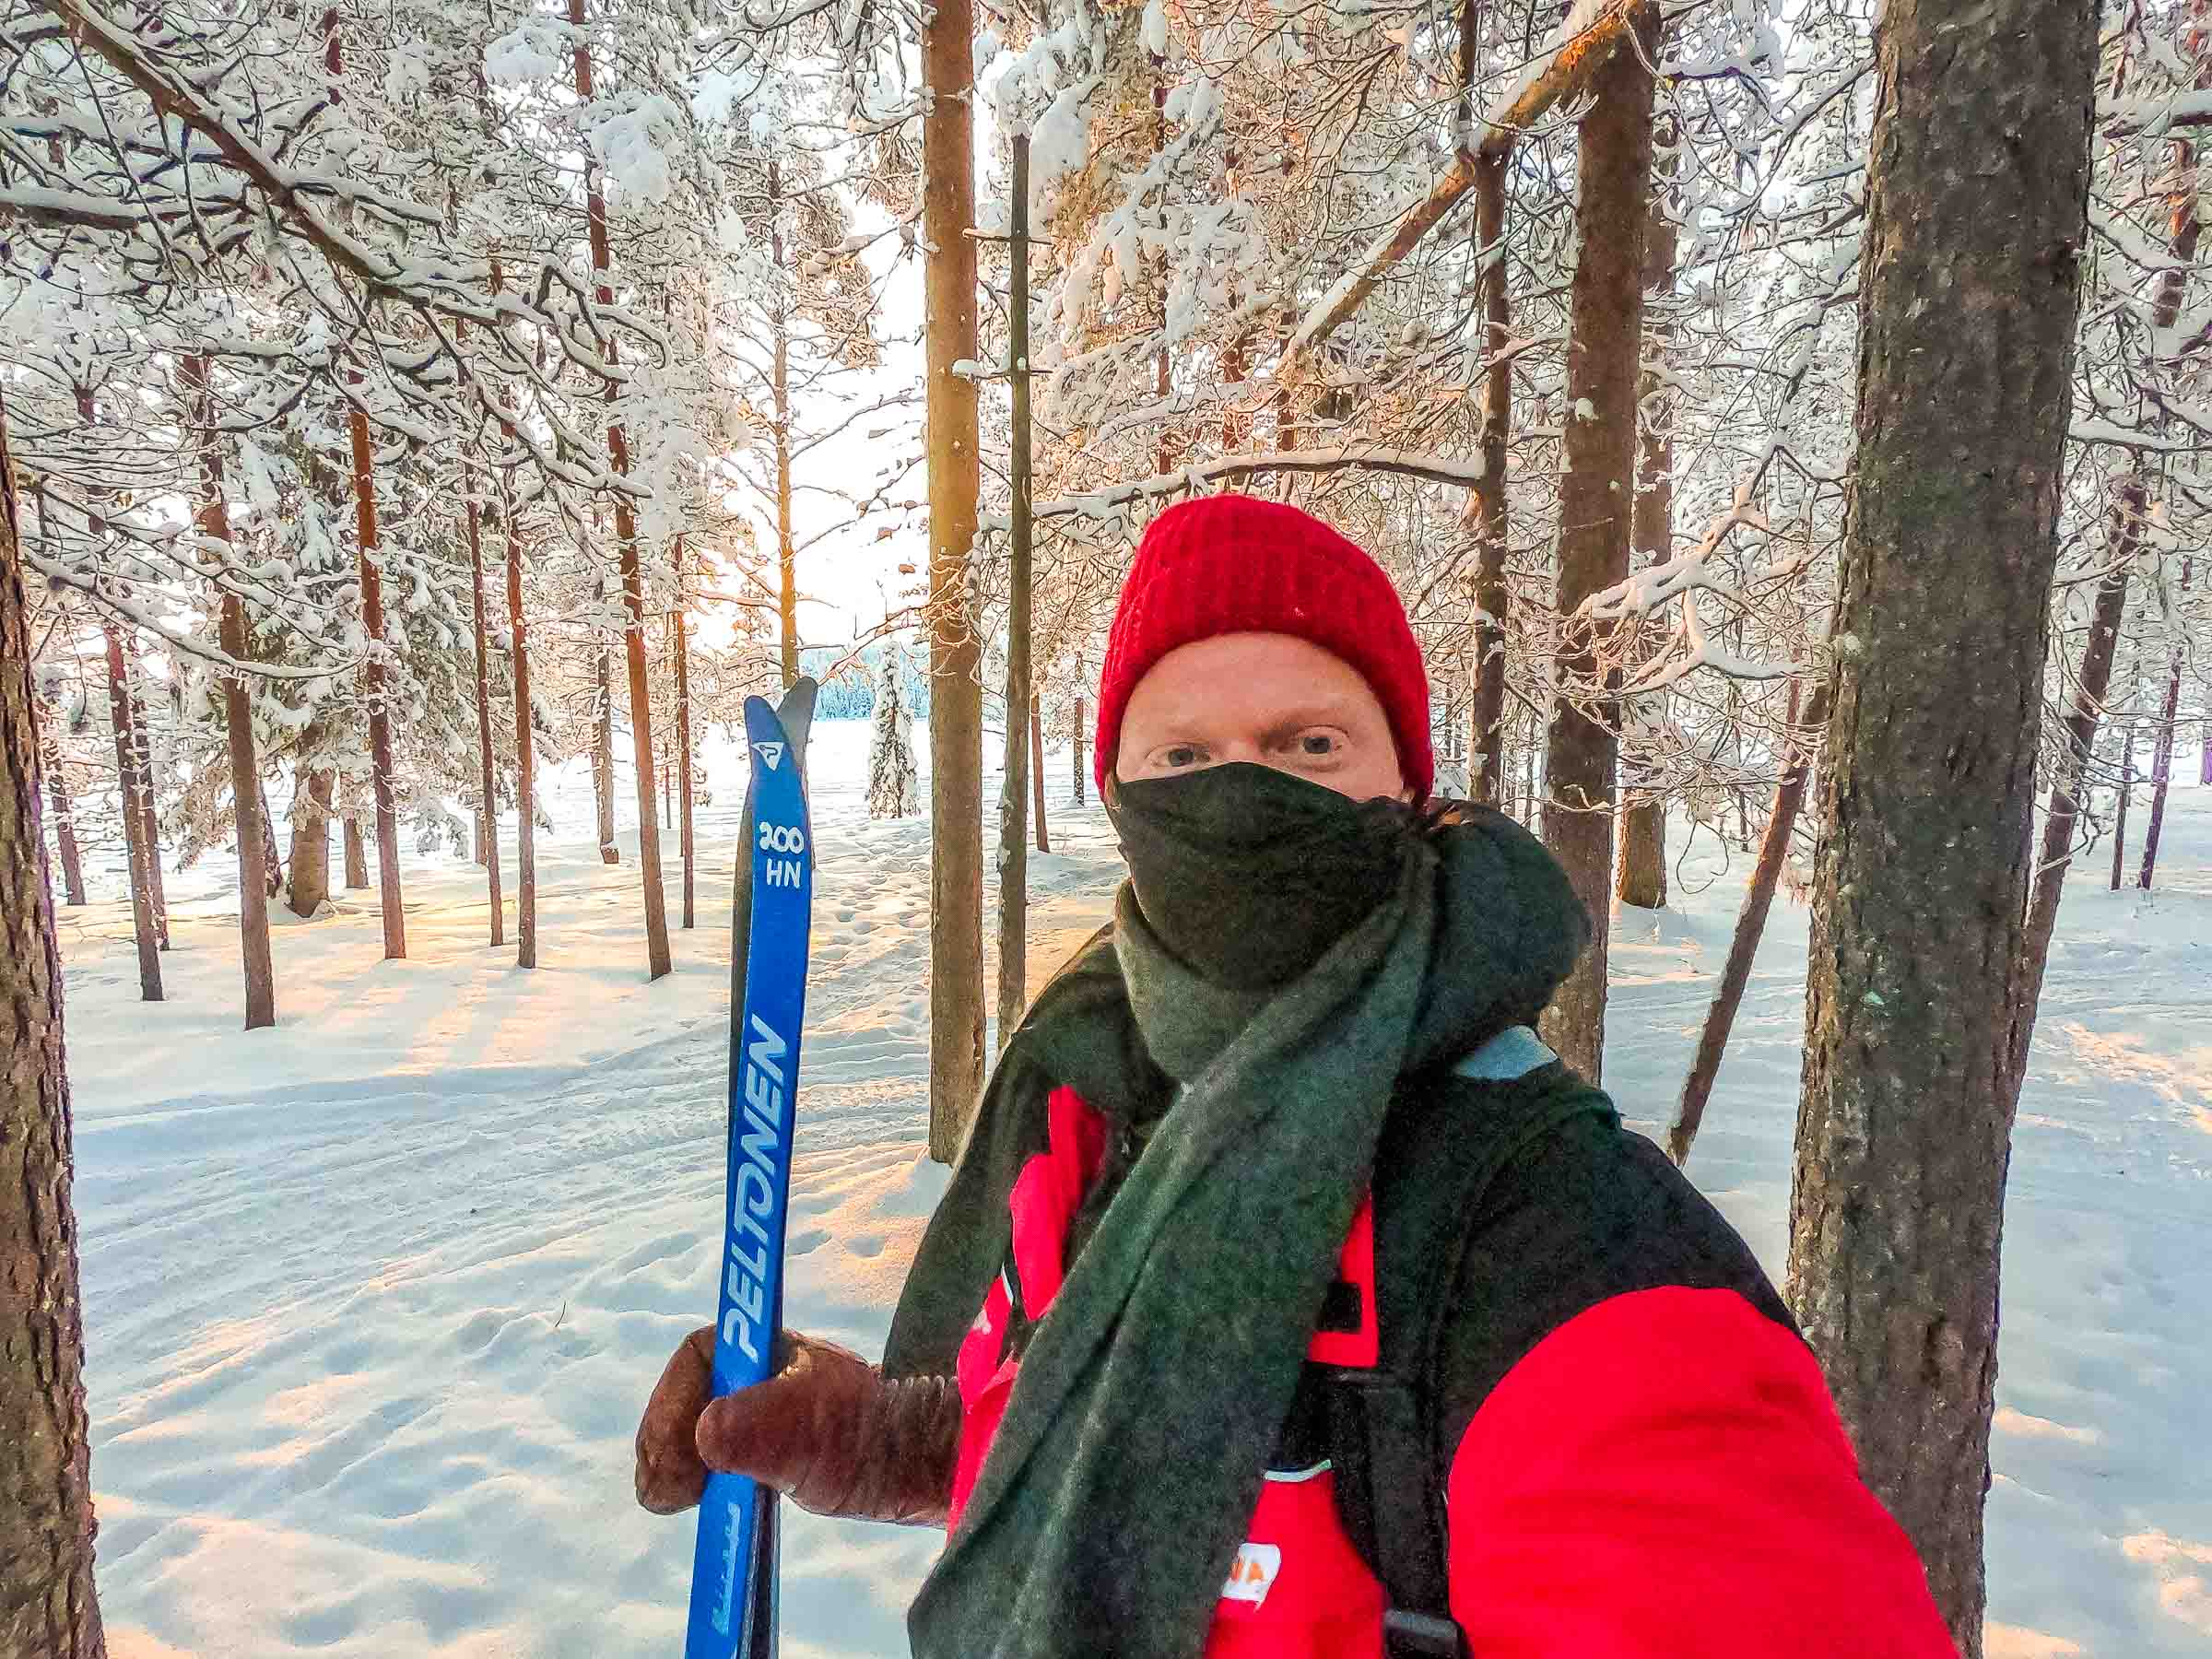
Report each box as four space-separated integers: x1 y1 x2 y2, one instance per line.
742 696 782 741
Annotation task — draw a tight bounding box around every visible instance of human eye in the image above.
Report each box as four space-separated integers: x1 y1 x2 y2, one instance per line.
1147 743 1210 773
1286 728 1347 765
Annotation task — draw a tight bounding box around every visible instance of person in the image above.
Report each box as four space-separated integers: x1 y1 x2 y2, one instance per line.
635 494 1956 1658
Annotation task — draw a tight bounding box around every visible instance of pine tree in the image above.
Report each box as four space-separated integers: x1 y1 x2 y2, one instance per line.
867 646 921 819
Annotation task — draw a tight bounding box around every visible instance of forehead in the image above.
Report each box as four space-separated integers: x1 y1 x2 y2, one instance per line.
1120 632 1386 732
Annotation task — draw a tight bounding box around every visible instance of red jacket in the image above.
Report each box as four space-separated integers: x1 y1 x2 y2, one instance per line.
947 1076 1957 1658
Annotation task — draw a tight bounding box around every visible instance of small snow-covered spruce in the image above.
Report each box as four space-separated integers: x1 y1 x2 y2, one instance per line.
866 647 921 819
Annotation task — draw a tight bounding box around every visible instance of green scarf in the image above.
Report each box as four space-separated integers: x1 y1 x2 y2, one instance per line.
885 804 1587 1659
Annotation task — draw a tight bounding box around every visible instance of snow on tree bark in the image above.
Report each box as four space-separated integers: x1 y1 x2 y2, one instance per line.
186 354 276 1029
1785 0 2099 1645
119 636 167 949
0 388 109 1659
594 623 618 865
1538 14 1655 1085
505 512 538 971
41 731 85 910
100 624 160 1004
465 486 503 948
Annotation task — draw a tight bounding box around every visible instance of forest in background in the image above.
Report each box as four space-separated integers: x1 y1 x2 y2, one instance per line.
4 0 2210 1653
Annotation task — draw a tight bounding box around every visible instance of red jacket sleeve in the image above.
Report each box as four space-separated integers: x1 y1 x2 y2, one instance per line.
1445 1286 1958 1658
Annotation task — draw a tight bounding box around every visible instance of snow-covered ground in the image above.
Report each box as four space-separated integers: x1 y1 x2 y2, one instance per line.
55 725 2211 1659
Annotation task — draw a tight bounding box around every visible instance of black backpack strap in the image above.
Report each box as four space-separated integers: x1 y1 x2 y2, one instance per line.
1327 1053 1618 1658
1324 1367 1465 1657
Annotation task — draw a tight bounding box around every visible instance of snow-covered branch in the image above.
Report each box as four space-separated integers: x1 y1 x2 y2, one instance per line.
1283 0 1659 371
983 448 1498 535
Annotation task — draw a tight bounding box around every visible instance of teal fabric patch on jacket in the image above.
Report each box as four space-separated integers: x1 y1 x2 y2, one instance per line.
1452 1024 1557 1082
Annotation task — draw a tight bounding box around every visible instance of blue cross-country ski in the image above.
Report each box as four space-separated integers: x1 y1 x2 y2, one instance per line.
685 677 818 1659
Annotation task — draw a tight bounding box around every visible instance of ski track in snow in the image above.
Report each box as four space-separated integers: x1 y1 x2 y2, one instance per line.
59 726 2212 1658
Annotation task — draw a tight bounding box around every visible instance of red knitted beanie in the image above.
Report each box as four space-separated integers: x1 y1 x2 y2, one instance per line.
1094 494 1433 796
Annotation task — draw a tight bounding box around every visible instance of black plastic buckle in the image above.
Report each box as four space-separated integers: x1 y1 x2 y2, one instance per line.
1382 1607 1466 1658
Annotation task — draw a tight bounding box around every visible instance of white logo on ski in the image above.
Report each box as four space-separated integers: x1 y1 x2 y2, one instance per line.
757 741 784 771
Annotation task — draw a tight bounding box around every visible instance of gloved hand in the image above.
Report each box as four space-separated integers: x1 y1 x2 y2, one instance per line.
633 1325 961 1526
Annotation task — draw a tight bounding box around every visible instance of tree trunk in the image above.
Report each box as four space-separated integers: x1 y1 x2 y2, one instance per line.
343 811 369 890
286 768 335 920
257 780 282 896
101 629 163 964
1785 0 2096 1644
605 554 667 971
771 161 800 689
1522 708 1540 827
613 529 670 980
1150 63 1173 479
42 734 85 908
923 0 985 1159
675 596 695 932
120 638 168 948
1031 696 1050 855
1537 17 1655 1085
101 627 160 1002
566 0 669 981
2137 636 2184 890
1670 678 1829 1163
0 388 108 1659
506 512 538 969
259 778 282 903
1072 673 1087 807
465 492 504 947
2110 719 2136 891
594 626 618 864
1467 154 1511 805
1615 798 1666 909
996 133 1035 1053
1616 143 1677 912
184 355 278 1028
347 402 406 960
2012 486 2140 1085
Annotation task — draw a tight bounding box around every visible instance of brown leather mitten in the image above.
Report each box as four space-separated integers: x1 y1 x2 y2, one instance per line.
633 1325 960 1526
